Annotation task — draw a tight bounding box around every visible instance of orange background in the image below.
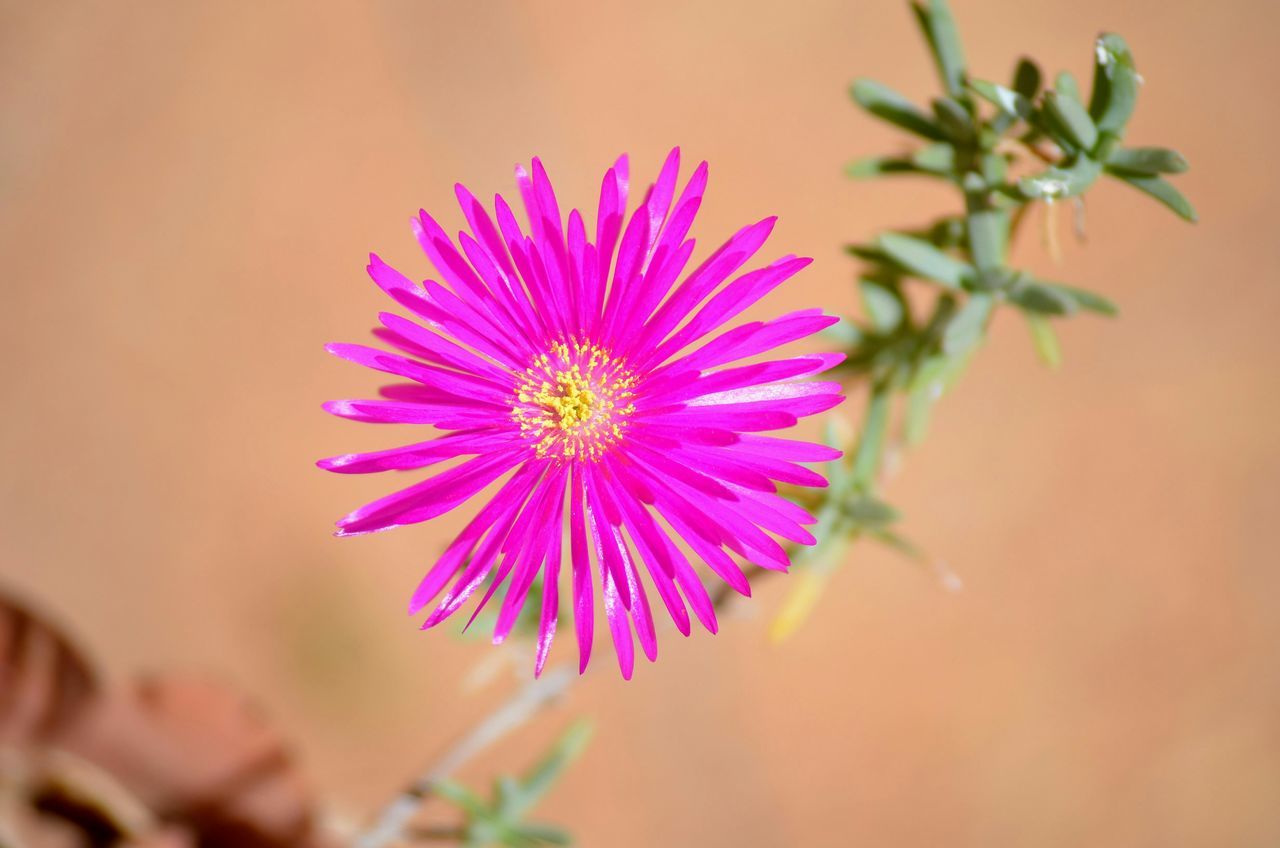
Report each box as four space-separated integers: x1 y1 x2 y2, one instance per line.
2 1 1277 845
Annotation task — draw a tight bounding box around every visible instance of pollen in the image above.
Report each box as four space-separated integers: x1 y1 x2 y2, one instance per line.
512 339 637 461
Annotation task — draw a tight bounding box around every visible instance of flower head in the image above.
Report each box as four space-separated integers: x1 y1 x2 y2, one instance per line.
320 149 844 677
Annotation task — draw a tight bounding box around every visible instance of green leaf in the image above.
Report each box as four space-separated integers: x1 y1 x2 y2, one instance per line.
869 528 927 562
843 494 901 528
511 824 573 846
850 79 947 141
909 353 950 390
1055 70 1081 102
913 143 956 174
966 207 1007 272
1012 57 1042 100
1017 155 1103 200
1034 282 1118 316
1008 281 1078 315
1107 169 1198 222
1089 34 1139 135
923 215 967 248
877 232 973 289
859 278 905 332
845 156 914 179
979 153 1008 186
932 96 974 142
970 79 1031 118
942 292 993 355
845 153 949 180
1106 146 1189 174
1044 90 1099 152
515 721 594 815
850 386 891 488
904 380 936 445
495 776 522 815
845 242 887 263
1024 314 1062 368
911 0 968 99
436 781 490 818
904 355 949 445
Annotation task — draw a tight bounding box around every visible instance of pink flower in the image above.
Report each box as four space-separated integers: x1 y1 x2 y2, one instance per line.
320 149 844 677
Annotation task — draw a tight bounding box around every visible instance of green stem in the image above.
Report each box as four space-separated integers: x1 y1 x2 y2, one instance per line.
851 384 892 489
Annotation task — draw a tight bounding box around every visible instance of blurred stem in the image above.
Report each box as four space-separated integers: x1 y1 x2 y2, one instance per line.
355 665 575 848
850 383 892 490
408 826 468 842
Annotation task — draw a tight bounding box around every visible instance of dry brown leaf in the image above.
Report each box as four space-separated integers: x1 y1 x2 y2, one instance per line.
0 592 101 745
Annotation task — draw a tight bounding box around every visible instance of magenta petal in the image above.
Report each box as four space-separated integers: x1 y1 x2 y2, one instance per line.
721 485 819 545
593 470 658 660
643 256 813 369
601 463 690 637
455 183 521 284
624 216 776 360
336 449 523 535
424 498 523 627
621 462 750 596
681 388 845 422
585 464 633 610
631 422 739 447
409 461 543 615
732 434 843 463
534 504 563 677
325 343 509 403
600 202 651 338
642 147 681 258
494 466 567 644
569 465 594 673
413 210 510 328
367 254 419 298
317 431 514 474
644 354 836 407
714 449 830 488
648 407 799 432
460 465 559 630
674 554 718 634
377 312 513 383
385 286 524 370
657 310 840 377
655 444 775 493
602 561 635 680
322 398 493 425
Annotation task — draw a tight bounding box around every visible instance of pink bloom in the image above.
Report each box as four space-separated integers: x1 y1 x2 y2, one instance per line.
320 149 844 677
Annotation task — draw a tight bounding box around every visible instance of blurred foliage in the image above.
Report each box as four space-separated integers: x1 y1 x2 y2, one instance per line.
422 722 593 848
774 0 1195 632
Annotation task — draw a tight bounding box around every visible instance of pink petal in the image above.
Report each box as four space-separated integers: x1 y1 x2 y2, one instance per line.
335 449 525 535
569 465 594 673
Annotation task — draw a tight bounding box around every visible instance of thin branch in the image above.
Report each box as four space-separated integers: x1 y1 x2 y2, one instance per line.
406 825 468 842
355 664 575 848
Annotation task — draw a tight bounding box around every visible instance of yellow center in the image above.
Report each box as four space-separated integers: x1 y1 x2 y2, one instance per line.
541 371 597 429
512 339 636 461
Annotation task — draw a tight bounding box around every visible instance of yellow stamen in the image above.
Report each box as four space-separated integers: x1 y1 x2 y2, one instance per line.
511 338 637 461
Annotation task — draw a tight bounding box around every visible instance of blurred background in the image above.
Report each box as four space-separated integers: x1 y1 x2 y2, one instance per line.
2 0 1277 845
